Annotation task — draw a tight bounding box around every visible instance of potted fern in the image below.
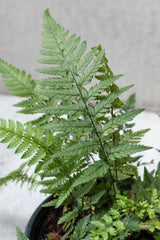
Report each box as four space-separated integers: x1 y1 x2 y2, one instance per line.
1 9 160 240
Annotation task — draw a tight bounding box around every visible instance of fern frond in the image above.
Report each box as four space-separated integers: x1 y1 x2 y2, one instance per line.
51 140 99 158
119 128 150 144
94 85 134 117
58 208 79 224
74 181 95 199
0 162 38 189
56 184 74 208
0 58 37 97
0 119 49 167
87 74 122 100
43 119 92 133
101 109 144 134
36 76 73 88
108 143 151 161
0 11 152 239
122 93 136 112
76 48 97 74
37 100 86 116
117 165 139 180
88 190 106 206
16 226 29 240
72 161 109 188
77 50 105 86
70 215 90 240
38 86 80 100
28 148 46 166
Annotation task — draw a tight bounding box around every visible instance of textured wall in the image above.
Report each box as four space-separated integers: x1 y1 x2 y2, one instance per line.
0 0 160 110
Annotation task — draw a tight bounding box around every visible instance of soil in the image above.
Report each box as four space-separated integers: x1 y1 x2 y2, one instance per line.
40 207 64 240
28 199 155 240
31 206 65 240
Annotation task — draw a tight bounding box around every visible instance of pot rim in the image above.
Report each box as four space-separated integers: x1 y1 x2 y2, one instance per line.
25 195 53 239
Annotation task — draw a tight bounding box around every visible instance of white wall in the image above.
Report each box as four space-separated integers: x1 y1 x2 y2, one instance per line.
0 0 160 111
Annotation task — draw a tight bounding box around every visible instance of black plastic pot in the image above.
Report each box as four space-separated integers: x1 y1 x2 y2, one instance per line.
25 195 53 240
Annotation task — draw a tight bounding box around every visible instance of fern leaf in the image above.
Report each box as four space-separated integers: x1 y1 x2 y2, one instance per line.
8 119 15 131
42 131 54 147
37 100 86 115
120 129 150 144
25 123 34 137
16 121 24 134
38 86 79 100
72 161 109 187
0 119 49 168
88 74 122 100
33 125 44 141
76 48 97 74
0 162 38 189
68 40 87 64
101 109 144 134
51 140 99 158
122 93 136 112
74 181 95 199
30 114 52 126
39 175 66 190
58 208 79 224
36 76 73 88
13 97 38 108
64 36 81 57
16 226 29 240
56 185 74 208
7 135 23 149
1 132 15 143
0 58 36 97
143 167 154 185
70 215 90 240
89 190 106 205
79 50 105 86
14 139 31 154
43 119 92 132
94 85 134 117
36 65 67 76
108 143 151 161
21 142 38 159
28 148 46 166
119 165 139 179
38 56 64 65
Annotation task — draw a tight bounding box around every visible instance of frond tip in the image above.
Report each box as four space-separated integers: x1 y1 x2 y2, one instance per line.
16 226 29 240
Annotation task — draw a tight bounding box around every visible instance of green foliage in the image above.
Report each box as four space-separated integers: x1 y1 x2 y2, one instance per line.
89 190 160 239
0 8 159 240
16 226 29 240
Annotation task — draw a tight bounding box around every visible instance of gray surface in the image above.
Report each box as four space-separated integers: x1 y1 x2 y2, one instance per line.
0 95 160 239
0 95 45 239
0 0 160 110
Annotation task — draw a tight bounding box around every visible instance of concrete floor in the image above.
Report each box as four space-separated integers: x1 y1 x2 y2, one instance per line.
0 95 160 239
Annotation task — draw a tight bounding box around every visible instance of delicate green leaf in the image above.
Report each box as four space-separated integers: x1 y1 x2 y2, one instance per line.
16 226 29 240
71 215 90 239
28 148 46 166
58 208 79 224
88 75 122 100
15 139 31 154
72 161 109 187
91 221 105 229
102 215 112 225
94 85 134 116
77 48 97 74
21 142 38 159
7 135 23 149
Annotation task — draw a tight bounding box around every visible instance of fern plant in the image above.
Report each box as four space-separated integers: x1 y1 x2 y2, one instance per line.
0 9 158 240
